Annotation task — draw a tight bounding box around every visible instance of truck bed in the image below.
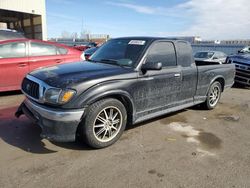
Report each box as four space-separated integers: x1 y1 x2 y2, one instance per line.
195 63 235 101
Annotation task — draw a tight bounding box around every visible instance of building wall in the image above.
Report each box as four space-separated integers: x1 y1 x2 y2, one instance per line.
0 0 47 40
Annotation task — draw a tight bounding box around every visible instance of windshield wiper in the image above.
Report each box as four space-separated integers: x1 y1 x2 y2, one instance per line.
92 58 130 68
87 59 97 63
100 59 118 63
99 59 124 67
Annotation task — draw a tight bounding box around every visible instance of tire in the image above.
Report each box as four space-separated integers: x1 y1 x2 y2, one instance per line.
202 81 222 110
80 98 127 149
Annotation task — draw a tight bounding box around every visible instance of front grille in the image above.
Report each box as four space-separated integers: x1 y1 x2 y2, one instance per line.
234 61 250 71
233 61 250 79
22 78 40 99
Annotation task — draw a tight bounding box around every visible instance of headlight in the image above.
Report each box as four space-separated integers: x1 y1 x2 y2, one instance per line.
44 88 76 104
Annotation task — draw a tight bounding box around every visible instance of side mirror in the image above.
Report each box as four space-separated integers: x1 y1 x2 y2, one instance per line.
213 57 218 60
141 62 162 71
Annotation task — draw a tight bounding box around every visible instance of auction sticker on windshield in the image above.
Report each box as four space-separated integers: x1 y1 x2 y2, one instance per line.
128 40 146 45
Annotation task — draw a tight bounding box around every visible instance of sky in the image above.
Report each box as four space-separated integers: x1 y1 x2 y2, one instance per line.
46 0 250 40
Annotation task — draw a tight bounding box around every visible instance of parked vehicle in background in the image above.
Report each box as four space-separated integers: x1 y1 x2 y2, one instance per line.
194 51 227 64
84 47 98 60
16 37 235 149
73 42 97 51
0 29 25 40
238 46 250 54
0 38 84 92
227 46 250 87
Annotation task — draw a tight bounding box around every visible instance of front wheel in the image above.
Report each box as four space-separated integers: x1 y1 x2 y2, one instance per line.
202 81 222 110
80 98 127 149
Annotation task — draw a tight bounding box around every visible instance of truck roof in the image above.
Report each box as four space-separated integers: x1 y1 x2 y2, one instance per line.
114 36 188 43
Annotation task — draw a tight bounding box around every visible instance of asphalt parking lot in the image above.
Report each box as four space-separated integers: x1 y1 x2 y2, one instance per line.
0 87 250 188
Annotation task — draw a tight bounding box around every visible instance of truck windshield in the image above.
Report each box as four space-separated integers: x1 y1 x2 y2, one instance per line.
194 52 214 59
90 39 148 67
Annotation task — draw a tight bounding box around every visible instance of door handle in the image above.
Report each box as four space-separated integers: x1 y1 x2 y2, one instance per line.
55 59 63 63
18 63 27 67
174 73 181 77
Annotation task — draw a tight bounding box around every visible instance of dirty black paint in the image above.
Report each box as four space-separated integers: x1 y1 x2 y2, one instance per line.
18 37 235 142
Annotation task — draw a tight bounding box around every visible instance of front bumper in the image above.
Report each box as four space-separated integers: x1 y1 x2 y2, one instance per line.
16 99 84 142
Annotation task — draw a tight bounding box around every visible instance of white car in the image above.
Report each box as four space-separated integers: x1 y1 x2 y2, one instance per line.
194 51 227 64
238 46 250 53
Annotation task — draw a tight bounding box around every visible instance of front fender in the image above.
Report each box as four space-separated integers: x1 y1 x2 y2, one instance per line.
69 80 136 114
83 89 135 108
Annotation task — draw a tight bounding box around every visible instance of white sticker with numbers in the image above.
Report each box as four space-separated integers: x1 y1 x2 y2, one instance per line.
128 40 146 45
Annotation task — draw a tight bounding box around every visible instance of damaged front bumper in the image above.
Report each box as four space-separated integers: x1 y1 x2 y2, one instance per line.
15 99 84 142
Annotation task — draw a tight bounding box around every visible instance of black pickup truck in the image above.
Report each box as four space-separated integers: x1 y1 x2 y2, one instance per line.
16 37 235 148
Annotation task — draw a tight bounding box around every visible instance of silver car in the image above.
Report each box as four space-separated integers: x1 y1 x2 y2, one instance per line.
194 51 227 64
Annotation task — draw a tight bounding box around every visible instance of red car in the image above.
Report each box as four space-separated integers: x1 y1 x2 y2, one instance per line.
0 38 84 92
73 42 97 51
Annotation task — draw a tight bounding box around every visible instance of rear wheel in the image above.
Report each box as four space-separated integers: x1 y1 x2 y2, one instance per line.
202 81 222 110
80 98 127 149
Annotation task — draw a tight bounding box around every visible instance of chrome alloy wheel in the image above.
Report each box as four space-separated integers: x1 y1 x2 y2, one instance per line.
93 106 123 142
209 85 220 107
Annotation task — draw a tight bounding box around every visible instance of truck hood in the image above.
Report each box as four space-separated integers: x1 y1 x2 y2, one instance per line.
229 53 250 64
29 61 136 88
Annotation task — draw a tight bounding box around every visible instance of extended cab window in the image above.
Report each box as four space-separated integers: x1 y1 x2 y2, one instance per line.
30 42 57 56
176 41 193 67
146 42 176 67
0 42 26 58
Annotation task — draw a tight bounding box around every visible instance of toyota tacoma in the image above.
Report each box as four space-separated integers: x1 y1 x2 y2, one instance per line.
16 37 235 148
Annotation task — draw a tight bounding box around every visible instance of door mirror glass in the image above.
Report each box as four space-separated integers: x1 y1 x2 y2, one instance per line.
141 62 162 71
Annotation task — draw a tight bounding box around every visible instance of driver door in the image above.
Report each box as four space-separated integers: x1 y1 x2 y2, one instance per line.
134 41 182 118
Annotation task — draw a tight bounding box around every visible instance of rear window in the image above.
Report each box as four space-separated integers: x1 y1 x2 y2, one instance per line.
30 42 57 56
57 47 68 55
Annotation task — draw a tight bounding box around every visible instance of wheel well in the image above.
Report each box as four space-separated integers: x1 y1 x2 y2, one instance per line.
214 77 225 92
90 95 134 126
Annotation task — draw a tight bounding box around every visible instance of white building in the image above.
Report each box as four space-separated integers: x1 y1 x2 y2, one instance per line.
0 0 47 40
